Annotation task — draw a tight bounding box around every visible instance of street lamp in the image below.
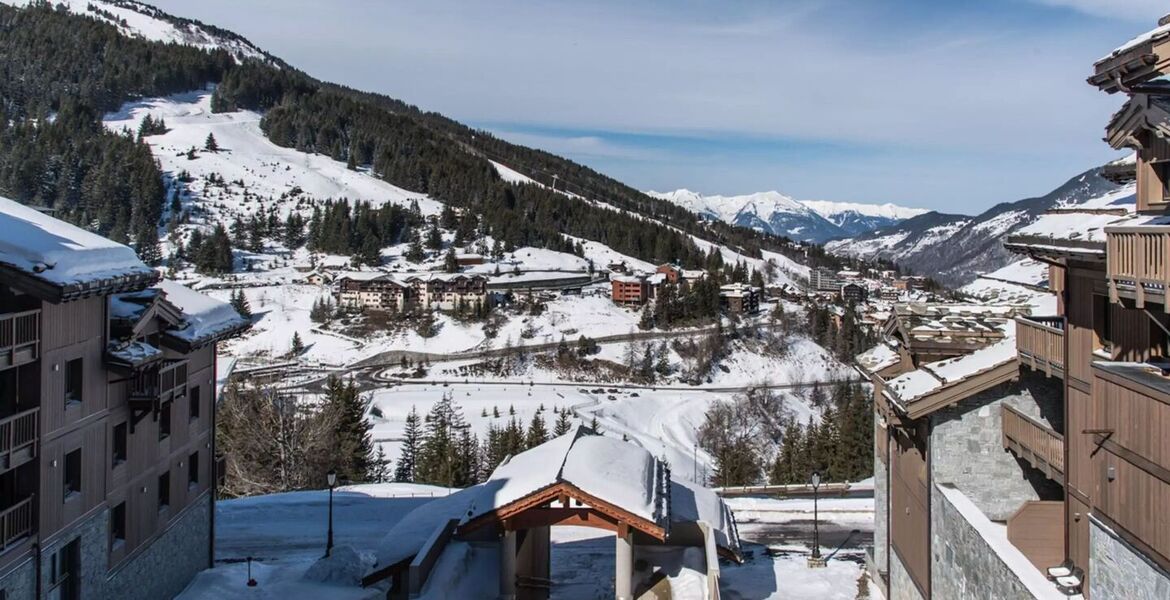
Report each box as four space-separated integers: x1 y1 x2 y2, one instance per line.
806 471 826 568
325 469 337 558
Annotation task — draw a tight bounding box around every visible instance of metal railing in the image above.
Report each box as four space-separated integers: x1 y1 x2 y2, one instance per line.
1002 404 1064 482
0 496 34 552
1015 316 1064 378
1106 226 1170 307
0 408 38 470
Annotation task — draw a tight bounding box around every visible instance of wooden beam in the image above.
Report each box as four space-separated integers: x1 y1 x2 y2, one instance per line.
505 507 620 533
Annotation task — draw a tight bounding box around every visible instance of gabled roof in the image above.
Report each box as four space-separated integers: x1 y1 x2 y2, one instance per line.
1105 94 1170 150
0 196 158 302
1090 17 1170 93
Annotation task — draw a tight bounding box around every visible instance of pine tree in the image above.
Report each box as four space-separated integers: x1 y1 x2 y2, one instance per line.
290 332 304 355
204 132 219 152
230 290 252 319
406 232 425 263
444 247 459 273
372 446 390 483
395 406 422 482
323 377 375 483
526 412 548 448
553 410 572 436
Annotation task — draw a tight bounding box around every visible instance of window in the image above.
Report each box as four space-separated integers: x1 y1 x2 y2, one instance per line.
158 403 171 441
188 452 199 488
64 359 83 407
48 539 79 600
110 502 126 547
63 449 81 501
189 385 200 421
158 471 170 511
112 422 127 467
1157 162 1170 203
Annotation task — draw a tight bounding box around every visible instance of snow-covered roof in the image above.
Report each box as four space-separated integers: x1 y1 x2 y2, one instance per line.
1097 19 1170 65
465 426 670 527
372 428 740 578
157 281 249 347
892 303 1024 347
105 340 163 368
0 196 157 300
612 274 646 284
856 342 901 375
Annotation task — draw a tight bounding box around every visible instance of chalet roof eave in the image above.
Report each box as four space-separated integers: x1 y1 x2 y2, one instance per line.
161 319 251 353
0 263 159 304
886 359 1021 421
1003 236 1107 262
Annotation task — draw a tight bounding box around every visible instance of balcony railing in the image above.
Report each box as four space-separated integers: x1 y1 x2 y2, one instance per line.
1002 404 1064 483
0 496 34 552
0 310 40 371
0 408 38 473
1106 226 1170 308
129 359 188 404
1015 316 1064 379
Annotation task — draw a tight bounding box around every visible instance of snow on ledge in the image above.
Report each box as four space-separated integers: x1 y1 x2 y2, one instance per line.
935 484 1075 600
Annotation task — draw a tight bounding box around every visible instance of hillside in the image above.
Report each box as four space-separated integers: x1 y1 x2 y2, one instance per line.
826 166 1130 286
649 189 926 243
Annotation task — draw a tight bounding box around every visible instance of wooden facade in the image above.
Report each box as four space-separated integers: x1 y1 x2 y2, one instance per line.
0 275 234 585
889 426 929 598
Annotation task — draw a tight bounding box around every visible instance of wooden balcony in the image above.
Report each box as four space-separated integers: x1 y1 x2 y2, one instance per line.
0 409 38 474
128 360 188 431
1016 316 1064 379
0 310 39 371
0 496 34 553
1002 404 1064 483
1106 225 1170 309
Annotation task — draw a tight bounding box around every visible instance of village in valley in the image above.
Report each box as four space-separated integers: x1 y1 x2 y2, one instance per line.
0 1 1167 600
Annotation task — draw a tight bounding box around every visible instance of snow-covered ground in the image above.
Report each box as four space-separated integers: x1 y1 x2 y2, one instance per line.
366 381 841 487
177 483 872 600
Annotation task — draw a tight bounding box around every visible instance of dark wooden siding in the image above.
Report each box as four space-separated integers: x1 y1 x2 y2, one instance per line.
890 427 929 597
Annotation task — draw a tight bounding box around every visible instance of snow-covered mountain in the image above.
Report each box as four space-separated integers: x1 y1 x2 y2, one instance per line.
1 0 275 64
800 200 929 237
648 189 923 243
827 166 1133 286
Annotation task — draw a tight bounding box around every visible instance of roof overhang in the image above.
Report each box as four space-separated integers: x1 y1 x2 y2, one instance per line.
1004 235 1107 262
1105 94 1170 150
885 358 1020 421
0 263 159 304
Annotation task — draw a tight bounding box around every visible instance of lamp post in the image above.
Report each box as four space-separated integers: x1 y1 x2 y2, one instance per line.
807 471 826 568
325 469 337 558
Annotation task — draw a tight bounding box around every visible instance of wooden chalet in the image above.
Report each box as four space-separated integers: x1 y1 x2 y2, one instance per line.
362 427 740 600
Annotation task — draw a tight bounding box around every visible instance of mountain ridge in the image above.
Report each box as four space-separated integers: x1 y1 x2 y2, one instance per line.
648 188 926 243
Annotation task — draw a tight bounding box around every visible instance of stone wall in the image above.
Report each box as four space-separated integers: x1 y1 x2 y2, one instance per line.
929 372 1062 521
930 485 1038 600
1089 516 1170 600
873 418 889 574
106 493 211 600
888 549 926 600
39 506 110 599
0 557 36 599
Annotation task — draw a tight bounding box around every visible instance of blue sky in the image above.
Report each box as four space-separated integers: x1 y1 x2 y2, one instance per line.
153 0 1165 214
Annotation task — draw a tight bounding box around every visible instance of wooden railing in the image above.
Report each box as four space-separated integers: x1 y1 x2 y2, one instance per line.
0 408 38 471
1106 226 1170 308
0 496 34 552
0 310 40 370
1015 316 1064 378
130 360 188 403
1002 404 1064 483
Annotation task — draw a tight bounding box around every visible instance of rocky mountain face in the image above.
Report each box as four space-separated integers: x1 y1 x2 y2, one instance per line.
825 166 1129 287
649 190 925 243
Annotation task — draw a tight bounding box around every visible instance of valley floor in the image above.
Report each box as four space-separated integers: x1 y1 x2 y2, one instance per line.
178 483 874 600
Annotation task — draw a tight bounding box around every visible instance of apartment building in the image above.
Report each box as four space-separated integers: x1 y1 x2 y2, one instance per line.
0 198 247 600
610 275 649 306
862 15 1170 599
335 273 488 312
718 283 760 314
